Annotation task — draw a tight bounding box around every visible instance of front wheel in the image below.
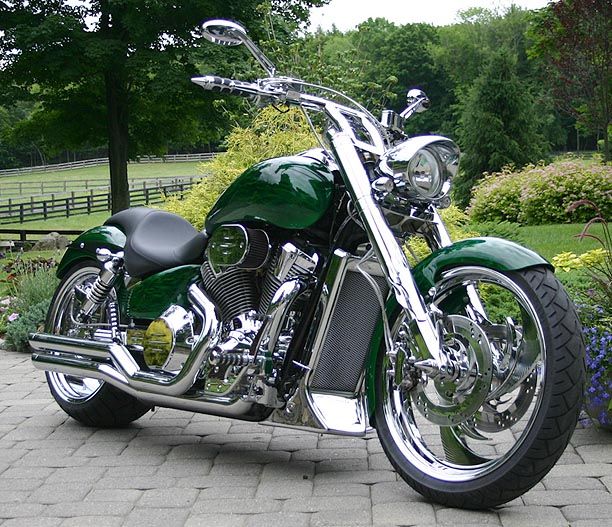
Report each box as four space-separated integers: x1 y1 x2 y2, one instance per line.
375 266 585 509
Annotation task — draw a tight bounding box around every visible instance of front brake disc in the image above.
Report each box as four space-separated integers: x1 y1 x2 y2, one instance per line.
411 314 493 426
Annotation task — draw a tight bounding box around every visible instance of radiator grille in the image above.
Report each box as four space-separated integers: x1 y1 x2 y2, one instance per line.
310 270 389 393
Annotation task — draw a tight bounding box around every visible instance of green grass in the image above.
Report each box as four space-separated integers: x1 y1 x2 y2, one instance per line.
0 211 111 233
519 223 604 261
0 161 205 184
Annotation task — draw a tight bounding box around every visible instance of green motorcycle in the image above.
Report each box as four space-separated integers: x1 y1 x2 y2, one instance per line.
30 20 585 509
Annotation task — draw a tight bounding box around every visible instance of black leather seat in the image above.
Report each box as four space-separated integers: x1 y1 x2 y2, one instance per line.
105 207 206 278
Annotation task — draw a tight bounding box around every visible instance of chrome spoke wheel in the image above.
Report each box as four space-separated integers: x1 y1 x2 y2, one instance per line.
46 265 104 403
381 266 546 483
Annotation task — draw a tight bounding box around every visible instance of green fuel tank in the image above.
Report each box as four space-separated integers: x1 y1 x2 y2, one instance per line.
205 155 335 233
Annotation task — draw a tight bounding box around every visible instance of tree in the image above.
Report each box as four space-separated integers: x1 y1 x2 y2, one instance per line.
0 0 325 212
530 0 611 161
453 51 547 208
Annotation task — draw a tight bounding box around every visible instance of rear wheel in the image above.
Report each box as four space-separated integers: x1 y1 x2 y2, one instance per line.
45 261 151 427
375 266 584 509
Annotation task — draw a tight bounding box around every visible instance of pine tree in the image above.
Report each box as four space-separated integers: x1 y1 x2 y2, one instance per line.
453 51 547 208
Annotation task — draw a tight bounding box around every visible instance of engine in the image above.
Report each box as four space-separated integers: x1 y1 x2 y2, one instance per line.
199 225 317 398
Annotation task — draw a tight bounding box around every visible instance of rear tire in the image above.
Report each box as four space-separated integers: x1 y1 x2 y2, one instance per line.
374 266 585 509
45 261 151 428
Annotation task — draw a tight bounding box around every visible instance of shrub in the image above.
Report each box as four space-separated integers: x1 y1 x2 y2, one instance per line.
2 267 58 352
4 299 50 352
469 160 612 225
405 205 479 264
164 106 316 230
468 220 525 245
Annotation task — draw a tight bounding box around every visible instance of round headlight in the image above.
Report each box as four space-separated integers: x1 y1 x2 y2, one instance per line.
406 149 442 199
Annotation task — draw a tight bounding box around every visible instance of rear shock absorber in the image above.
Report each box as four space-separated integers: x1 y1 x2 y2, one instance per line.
77 248 124 322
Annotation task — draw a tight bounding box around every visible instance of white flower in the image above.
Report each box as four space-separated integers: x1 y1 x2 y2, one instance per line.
7 313 19 323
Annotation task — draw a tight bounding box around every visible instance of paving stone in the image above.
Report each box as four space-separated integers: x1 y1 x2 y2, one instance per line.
576 444 612 464
155 459 212 477
436 508 501 525
29 483 92 504
0 493 26 504
95 476 177 490
167 444 219 460
3 519 62 527
2 427 54 441
208 463 263 476
569 428 612 447
123 507 188 527
314 470 396 485
256 480 313 499
45 502 134 518
498 506 566 527
0 504 47 519
213 450 290 464
261 460 315 481
370 481 427 504
185 513 248 527
522 489 611 506
191 498 283 514
543 476 604 490
0 478 44 491
548 463 612 478
87 454 166 467
268 435 319 451
562 503 612 522
313 483 370 497
292 448 368 462
310 509 372 526
174 475 260 489
14 453 88 468
84 489 142 502
199 486 257 499
283 496 370 513
182 421 233 435
1 467 54 479
138 488 199 508
46 466 107 484
317 458 370 473
72 441 127 457
602 476 612 493
60 517 122 527
372 502 435 525
246 512 310 527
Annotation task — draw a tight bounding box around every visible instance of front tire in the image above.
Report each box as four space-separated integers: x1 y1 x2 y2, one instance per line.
375 266 584 509
45 261 151 427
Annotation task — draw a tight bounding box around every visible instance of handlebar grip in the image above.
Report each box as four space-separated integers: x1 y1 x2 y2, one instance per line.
191 75 259 96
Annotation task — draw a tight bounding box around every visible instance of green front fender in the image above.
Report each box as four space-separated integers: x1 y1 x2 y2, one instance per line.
56 225 126 278
364 237 551 421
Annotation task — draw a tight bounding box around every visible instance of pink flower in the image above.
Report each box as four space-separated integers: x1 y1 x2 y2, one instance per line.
7 313 19 322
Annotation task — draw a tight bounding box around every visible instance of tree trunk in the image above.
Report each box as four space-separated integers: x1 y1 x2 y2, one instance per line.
105 70 130 213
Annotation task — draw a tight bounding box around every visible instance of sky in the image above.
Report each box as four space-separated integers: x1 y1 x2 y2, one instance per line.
308 0 551 31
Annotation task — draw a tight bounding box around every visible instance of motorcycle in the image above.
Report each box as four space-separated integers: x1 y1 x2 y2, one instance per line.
29 19 585 509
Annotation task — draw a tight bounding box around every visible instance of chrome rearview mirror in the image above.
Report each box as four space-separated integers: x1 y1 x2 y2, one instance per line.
401 89 430 119
201 19 276 77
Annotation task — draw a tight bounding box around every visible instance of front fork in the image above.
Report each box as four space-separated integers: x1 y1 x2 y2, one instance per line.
329 131 447 368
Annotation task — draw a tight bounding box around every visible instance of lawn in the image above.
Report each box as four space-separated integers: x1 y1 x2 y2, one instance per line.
0 160 205 184
519 223 604 261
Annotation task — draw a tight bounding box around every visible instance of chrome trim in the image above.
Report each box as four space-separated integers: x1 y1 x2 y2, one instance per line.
328 129 442 365
32 284 220 398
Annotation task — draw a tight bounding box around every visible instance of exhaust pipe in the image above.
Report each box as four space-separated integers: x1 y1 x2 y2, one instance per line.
31 284 220 398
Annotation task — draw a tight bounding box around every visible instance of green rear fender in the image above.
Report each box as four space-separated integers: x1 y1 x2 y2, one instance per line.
56 225 126 278
364 237 551 421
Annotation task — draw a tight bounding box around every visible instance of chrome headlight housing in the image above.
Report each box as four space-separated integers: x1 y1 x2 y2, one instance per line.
378 136 460 208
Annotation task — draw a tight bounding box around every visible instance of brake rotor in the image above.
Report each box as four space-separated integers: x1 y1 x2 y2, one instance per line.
411 315 494 426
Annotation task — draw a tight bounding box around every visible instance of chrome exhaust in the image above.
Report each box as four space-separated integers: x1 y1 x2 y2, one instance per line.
31 284 220 398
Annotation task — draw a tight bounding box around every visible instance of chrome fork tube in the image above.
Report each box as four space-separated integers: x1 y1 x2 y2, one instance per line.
328 130 442 363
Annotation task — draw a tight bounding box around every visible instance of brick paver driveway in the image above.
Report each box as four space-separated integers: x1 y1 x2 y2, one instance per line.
1 350 611 527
